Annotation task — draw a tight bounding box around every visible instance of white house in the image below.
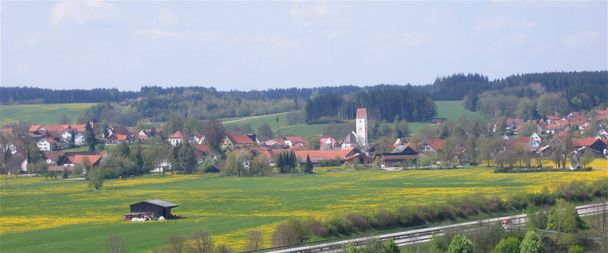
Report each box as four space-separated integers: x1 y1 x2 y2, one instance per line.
74 133 86 146
168 131 188 147
37 137 57 151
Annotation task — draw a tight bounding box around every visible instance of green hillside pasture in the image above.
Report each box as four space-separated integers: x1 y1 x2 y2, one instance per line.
220 100 481 137
0 103 95 126
435 100 483 121
0 167 606 253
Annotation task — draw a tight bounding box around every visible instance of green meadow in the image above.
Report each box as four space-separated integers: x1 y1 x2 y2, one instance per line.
0 103 95 126
1 167 605 253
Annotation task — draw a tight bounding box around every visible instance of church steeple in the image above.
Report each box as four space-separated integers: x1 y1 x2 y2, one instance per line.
356 108 368 149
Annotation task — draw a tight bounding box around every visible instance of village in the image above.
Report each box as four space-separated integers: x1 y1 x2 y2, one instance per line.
1 107 607 178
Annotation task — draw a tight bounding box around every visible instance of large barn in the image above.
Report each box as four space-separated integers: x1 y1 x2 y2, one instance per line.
127 199 179 220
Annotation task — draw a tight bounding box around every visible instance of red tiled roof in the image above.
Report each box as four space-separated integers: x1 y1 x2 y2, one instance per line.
169 131 186 139
28 125 41 132
227 134 255 144
572 137 601 148
43 137 58 144
547 116 561 121
71 124 87 132
44 151 64 161
256 148 273 160
192 144 209 154
293 148 359 162
67 154 102 166
356 108 367 119
115 134 129 141
423 139 446 150
39 124 70 133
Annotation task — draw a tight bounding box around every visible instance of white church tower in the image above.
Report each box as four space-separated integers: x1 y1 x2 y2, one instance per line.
356 108 368 149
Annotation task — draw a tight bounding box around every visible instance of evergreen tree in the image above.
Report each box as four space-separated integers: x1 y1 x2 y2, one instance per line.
304 154 313 174
85 122 96 152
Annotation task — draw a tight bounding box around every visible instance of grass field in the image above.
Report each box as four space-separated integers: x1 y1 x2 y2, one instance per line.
1 166 606 253
222 100 482 137
0 103 95 126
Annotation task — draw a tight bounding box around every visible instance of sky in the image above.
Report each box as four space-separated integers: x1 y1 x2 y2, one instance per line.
1 1 607 91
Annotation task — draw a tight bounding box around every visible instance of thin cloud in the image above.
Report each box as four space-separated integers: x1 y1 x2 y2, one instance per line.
49 0 117 27
290 1 329 26
134 9 182 40
475 16 534 31
562 31 601 47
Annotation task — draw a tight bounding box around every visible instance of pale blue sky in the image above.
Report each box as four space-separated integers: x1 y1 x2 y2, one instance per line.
1 1 606 91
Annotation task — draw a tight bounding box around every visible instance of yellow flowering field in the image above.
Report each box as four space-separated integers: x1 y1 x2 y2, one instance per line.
1 167 607 252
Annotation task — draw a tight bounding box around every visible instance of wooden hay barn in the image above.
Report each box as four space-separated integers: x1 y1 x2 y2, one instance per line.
126 199 179 220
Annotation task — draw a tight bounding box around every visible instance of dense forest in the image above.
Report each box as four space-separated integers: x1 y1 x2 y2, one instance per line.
305 86 436 123
0 87 139 104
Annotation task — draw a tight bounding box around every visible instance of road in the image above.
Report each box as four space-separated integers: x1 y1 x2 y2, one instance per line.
260 202 608 253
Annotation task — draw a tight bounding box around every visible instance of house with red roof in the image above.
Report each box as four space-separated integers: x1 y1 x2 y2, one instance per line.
572 137 607 157
57 152 103 167
284 136 306 149
168 131 188 147
192 144 210 164
107 133 132 145
220 134 257 151
292 147 364 165
418 139 446 153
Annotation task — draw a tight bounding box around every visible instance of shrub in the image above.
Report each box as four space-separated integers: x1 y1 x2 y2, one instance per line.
448 234 474 253
567 245 585 253
301 219 328 237
383 239 400 253
398 206 425 227
520 231 544 253
492 237 520 253
271 219 304 247
370 209 398 229
346 213 371 232
324 216 354 236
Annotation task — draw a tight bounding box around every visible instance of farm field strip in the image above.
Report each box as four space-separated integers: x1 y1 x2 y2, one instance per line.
0 103 95 126
1 166 607 252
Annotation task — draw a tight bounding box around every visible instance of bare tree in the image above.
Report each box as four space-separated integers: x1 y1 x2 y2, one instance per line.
167 234 187 253
214 244 232 253
189 229 213 253
108 236 125 253
244 230 263 251
271 223 300 247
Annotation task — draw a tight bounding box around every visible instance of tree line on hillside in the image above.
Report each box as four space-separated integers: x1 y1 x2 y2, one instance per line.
305 86 436 123
0 87 139 104
432 71 607 114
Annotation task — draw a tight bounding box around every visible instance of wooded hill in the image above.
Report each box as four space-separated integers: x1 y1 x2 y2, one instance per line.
2 70 605 122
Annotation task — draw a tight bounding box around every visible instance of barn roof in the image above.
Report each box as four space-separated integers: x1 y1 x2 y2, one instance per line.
227 134 255 144
135 199 179 208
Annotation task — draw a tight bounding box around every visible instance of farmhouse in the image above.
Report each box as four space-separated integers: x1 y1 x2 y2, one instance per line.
168 131 188 147
293 147 364 165
381 144 419 167
37 137 58 151
57 152 103 167
220 134 257 151
127 199 179 220
572 137 607 157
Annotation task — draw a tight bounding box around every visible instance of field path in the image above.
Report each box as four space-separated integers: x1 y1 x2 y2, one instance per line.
222 111 292 124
